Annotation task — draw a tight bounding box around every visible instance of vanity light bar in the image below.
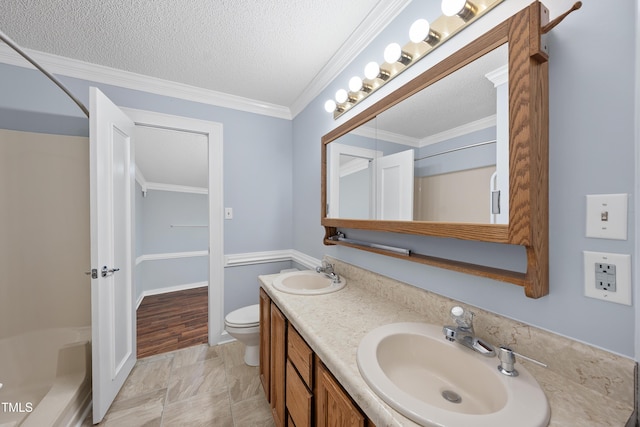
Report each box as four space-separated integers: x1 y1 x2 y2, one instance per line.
325 0 505 118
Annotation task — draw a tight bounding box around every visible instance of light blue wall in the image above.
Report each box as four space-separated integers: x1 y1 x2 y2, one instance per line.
140 190 208 254
293 0 637 357
2 64 295 314
135 189 208 295
3 0 636 357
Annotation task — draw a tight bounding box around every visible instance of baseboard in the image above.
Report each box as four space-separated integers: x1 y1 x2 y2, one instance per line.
136 281 208 309
134 250 321 309
217 330 235 345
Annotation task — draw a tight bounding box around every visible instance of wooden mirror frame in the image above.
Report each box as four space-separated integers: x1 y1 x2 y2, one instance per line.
321 1 549 298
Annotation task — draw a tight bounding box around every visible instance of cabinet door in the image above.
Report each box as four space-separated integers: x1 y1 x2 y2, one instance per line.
286 360 312 427
270 302 287 427
259 288 271 401
316 361 366 427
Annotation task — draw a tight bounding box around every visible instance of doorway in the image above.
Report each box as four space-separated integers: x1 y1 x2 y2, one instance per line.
122 108 224 351
134 124 209 357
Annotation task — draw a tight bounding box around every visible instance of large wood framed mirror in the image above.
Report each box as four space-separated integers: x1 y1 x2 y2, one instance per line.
321 1 549 298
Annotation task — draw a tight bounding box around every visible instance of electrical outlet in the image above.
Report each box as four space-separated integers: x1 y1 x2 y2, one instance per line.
224 207 233 219
584 251 631 305
594 263 616 292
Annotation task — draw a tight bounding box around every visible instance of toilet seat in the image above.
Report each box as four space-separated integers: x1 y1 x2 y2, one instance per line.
225 304 259 328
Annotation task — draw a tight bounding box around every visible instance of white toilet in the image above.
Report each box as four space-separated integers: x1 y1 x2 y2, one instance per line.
224 304 260 366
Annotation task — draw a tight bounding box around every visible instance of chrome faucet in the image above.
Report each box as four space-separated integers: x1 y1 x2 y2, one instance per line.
316 261 341 284
442 306 495 357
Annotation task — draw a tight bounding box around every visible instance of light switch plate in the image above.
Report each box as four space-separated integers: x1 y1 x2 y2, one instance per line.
585 194 628 240
583 251 631 305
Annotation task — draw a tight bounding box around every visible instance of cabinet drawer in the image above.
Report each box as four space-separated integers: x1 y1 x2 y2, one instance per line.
287 324 313 386
286 360 312 427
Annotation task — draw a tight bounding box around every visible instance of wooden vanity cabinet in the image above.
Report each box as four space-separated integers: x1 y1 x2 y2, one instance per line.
316 360 374 427
286 324 314 427
270 301 287 427
260 289 373 427
259 288 271 399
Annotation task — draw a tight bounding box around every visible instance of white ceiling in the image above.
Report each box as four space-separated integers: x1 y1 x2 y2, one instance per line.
134 126 208 189
0 0 407 114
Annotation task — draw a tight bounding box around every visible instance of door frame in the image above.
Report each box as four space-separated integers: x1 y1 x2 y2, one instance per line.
327 142 382 219
121 108 224 345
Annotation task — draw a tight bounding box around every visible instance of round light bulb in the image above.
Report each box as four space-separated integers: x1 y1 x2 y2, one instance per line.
335 89 348 104
364 62 380 80
442 0 467 17
324 99 337 113
383 43 402 64
348 76 363 92
409 19 431 43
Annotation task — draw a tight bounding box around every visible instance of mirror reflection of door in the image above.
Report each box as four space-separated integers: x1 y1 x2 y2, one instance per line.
134 126 209 358
338 153 373 219
328 142 381 219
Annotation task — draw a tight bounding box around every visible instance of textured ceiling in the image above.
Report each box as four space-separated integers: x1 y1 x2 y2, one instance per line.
1 0 390 109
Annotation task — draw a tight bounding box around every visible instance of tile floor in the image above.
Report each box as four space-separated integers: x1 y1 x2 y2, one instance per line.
84 341 274 426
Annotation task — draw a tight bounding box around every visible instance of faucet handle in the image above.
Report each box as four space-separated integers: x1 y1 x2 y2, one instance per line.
450 306 474 330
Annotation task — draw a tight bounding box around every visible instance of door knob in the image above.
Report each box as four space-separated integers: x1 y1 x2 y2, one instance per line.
101 266 120 277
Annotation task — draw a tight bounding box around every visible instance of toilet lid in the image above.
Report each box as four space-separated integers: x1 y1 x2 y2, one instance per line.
225 304 260 327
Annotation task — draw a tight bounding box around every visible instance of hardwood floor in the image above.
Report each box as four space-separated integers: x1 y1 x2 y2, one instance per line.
136 286 208 358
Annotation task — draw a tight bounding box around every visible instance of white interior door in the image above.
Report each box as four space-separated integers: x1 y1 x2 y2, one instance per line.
374 149 414 220
89 87 136 424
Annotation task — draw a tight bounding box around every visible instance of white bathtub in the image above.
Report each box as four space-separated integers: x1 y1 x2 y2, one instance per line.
0 327 91 427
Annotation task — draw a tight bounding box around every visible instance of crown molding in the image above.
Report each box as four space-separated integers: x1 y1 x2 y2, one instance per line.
289 0 413 118
419 115 497 147
485 65 509 87
0 1 410 121
0 44 292 120
351 124 421 147
135 167 148 192
341 115 497 149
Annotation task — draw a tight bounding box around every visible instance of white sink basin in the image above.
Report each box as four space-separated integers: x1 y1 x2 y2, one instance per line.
357 322 549 427
272 270 346 295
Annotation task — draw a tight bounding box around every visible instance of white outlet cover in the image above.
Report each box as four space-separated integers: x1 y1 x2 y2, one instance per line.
583 251 631 305
585 194 628 240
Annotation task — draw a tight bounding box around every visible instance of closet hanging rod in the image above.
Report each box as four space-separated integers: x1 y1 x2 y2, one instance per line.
170 224 208 228
0 29 90 118
414 140 496 162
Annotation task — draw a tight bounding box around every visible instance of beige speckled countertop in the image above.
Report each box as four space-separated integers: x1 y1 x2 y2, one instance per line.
259 257 636 427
